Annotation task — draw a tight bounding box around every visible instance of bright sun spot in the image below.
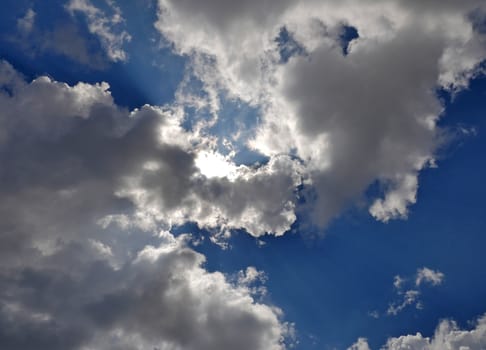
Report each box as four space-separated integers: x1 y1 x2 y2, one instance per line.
195 151 238 179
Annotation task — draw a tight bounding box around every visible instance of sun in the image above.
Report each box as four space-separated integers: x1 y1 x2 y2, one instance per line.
195 151 238 180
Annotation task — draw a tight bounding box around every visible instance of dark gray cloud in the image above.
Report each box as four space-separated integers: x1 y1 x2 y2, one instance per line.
0 238 288 350
0 60 292 349
279 25 443 225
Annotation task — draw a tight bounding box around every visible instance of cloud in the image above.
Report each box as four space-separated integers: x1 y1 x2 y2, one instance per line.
350 313 486 349
0 59 300 247
13 7 108 68
416 267 445 287
347 337 371 350
0 60 292 349
0 232 291 350
6 2 486 238
16 8 36 34
156 0 486 229
66 0 131 62
42 22 108 68
83 237 290 350
393 275 405 290
380 268 445 316
387 290 421 316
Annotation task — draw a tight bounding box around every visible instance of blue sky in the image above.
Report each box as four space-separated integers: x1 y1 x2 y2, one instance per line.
1 1 486 350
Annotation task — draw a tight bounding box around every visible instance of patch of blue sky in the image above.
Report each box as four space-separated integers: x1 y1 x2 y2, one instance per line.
207 94 270 166
469 7 486 34
275 26 306 64
231 148 270 167
339 24 359 55
179 75 214 131
275 23 359 63
111 0 186 107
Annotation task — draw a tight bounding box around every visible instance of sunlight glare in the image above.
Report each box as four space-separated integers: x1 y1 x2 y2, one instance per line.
195 151 238 180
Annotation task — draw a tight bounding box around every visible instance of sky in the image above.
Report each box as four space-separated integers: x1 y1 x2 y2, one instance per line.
0 1 486 349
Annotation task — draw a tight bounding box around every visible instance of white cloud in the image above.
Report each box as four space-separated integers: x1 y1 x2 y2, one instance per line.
119 152 302 237
369 173 419 222
351 313 486 350
156 0 486 229
66 0 131 62
6 2 486 238
416 267 445 287
238 266 267 286
348 337 372 350
393 275 405 290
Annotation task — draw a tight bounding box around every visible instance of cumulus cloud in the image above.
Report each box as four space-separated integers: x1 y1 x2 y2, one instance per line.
0 60 293 349
156 0 486 228
350 313 486 350
0 59 300 246
83 236 289 350
0 231 290 350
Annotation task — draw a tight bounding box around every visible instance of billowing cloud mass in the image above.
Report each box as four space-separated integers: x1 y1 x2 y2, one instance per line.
2 1 486 349
0 60 292 349
0 59 300 243
156 0 486 227
0 231 290 350
348 313 486 349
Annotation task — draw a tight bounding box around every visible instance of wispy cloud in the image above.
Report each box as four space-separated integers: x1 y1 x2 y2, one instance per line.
66 0 131 62
370 267 445 317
